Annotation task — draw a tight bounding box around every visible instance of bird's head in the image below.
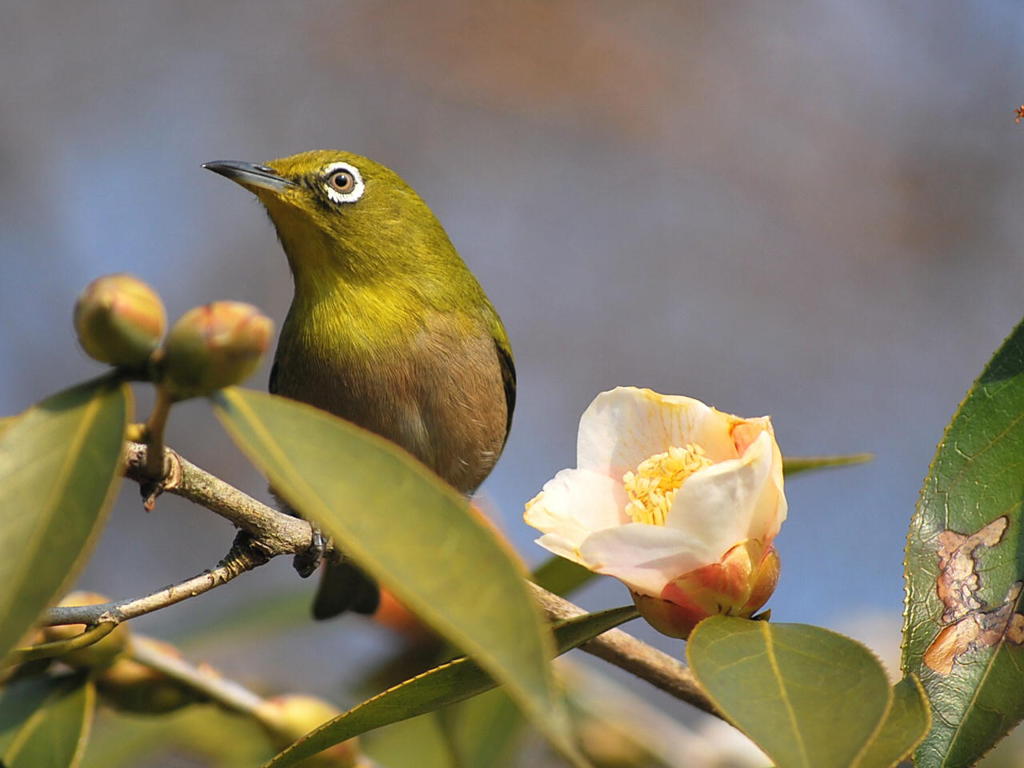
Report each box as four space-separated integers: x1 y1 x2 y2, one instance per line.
204 150 464 292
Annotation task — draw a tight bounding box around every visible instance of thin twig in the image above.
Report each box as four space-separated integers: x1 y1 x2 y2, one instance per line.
139 388 174 509
129 634 267 717
129 635 375 765
528 583 719 718
41 535 268 627
142 387 173 479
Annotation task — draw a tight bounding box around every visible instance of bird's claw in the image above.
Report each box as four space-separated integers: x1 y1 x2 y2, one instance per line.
293 526 327 578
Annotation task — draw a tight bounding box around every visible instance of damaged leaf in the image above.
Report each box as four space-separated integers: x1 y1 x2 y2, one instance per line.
903 317 1024 767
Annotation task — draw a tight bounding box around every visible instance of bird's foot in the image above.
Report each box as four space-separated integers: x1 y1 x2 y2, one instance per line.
293 525 328 578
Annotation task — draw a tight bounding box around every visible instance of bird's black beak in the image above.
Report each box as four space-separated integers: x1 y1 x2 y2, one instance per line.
203 161 296 193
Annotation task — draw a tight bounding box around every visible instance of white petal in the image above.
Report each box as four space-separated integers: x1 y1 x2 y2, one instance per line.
663 431 782 558
532 532 590 566
756 429 787 541
524 468 628 552
578 387 736 475
577 523 714 596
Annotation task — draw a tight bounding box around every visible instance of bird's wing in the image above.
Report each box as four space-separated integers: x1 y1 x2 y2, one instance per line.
268 361 280 394
495 335 516 440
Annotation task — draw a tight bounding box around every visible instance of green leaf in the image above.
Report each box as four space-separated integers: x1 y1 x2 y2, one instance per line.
902 318 1024 767
261 606 637 768
859 676 930 768
0 377 128 662
0 677 52 754
213 388 580 760
687 617 892 768
530 555 594 596
0 674 95 768
82 707 273 768
782 453 873 476
365 713 458 768
449 689 524 768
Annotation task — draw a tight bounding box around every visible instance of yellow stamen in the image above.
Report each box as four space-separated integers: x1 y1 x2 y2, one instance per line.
623 444 713 526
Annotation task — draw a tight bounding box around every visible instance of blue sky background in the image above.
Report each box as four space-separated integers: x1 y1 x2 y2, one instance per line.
3 1 1024 759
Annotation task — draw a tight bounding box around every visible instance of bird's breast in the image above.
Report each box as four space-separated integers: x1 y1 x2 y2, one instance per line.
272 309 508 495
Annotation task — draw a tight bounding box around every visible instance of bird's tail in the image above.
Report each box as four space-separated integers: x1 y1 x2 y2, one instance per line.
312 559 380 619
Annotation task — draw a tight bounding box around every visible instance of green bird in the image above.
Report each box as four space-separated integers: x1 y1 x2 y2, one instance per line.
204 150 515 619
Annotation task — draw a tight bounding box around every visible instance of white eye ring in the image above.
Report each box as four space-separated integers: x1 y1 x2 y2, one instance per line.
323 162 365 204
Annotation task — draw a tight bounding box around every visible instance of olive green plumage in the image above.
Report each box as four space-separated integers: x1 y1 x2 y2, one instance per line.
205 150 515 618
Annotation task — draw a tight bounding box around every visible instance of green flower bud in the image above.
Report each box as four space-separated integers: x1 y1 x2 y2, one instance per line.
161 301 273 398
74 274 166 368
41 591 130 670
256 694 359 767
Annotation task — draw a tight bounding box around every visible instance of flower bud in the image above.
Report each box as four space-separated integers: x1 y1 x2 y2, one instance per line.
96 639 206 714
633 540 781 639
40 591 130 669
74 274 166 368
577 719 648 767
161 301 273 398
256 694 359 767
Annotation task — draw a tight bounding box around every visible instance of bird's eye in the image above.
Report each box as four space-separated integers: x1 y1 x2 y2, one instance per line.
322 162 365 204
328 171 355 193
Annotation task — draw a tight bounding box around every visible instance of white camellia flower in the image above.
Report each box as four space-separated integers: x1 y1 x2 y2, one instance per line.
525 387 786 638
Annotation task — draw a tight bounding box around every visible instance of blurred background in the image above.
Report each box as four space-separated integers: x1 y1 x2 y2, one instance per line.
3 1 1024 765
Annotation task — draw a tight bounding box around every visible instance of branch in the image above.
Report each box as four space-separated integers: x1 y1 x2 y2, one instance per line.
112 442 717 719
128 636 372 766
123 441 313 557
41 535 268 627
129 634 266 717
529 583 719 718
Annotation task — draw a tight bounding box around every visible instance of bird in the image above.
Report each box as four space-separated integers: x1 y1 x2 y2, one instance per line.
203 151 515 619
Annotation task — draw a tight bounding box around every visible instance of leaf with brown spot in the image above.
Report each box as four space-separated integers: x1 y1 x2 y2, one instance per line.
903 317 1024 767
